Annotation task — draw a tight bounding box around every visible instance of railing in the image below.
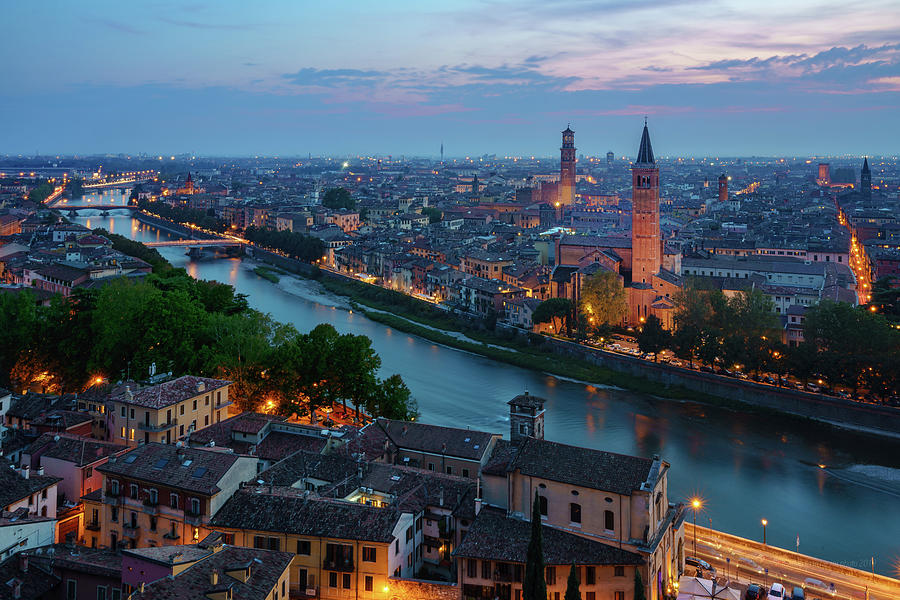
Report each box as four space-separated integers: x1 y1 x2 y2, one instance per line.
322 560 355 572
185 511 203 526
137 421 177 432
85 520 101 531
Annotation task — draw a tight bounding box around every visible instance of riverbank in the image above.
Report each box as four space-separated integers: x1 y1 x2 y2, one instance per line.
246 249 900 438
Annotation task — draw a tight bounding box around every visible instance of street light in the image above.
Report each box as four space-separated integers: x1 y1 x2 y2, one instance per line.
690 498 702 556
761 518 768 545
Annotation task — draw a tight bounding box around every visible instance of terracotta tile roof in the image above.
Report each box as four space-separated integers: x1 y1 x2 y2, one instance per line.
98 443 240 495
367 418 497 461
111 376 231 410
130 545 293 600
254 431 325 462
0 466 62 509
455 508 643 566
509 438 656 496
29 410 92 431
188 412 285 448
24 544 121 579
210 487 403 543
0 554 59 600
25 433 126 466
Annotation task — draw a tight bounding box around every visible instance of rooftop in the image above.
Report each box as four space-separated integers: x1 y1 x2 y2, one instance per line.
110 375 231 410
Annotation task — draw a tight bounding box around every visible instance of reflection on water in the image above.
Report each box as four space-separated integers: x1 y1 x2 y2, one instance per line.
71 212 900 573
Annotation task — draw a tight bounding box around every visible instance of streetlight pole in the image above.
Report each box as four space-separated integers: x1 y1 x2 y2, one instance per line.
691 498 702 557
761 519 767 545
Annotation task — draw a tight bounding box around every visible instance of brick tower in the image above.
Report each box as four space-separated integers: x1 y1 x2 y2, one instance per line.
508 392 545 442
631 120 661 285
861 157 871 200
718 173 728 204
559 125 576 206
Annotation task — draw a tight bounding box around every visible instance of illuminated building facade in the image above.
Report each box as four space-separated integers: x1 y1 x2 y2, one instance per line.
559 126 576 206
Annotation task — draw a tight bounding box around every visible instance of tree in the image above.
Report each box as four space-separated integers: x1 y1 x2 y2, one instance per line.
634 569 646 600
422 206 442 224
367 374 418 420
322 187 354 210
564 562 580 600
638 314 670 361
579 270 626 328
533 298 574 335
523 491 546 600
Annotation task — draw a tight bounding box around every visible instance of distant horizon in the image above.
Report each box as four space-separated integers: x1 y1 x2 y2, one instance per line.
2 2 898 157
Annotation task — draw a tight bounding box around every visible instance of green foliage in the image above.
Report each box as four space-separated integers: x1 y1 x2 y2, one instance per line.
137 198 227 232
28 181 55 204
533 298 574 334
638 315 670 360
422 206 443 224
322 187 355 210
579 270 626 328
564 563 580 600
523 491 546 600
68 177 85 198
254 266 280 283
243 226 325 263
634 569 646 600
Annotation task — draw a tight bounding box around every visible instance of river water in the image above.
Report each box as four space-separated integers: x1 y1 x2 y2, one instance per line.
70 195 900 576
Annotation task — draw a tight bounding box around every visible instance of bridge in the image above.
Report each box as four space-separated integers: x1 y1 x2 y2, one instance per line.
61 205 137 212
82 174 156 190
143 239 243 247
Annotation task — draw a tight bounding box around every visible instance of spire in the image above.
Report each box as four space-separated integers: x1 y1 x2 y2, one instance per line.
636 121 655 165
862 156 870 173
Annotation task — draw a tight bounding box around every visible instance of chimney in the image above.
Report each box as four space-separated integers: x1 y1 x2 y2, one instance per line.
475 498 482 515
140 582 145 593
22 466 29 480
210 570 219 586
125 386 133 402
19 555 28 573
37 466 44 476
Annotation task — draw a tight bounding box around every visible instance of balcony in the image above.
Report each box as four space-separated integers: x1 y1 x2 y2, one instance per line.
163 531 180 540
103 494 122 505
86 520 101 531
185 512 203 526
137 420 176 433
122 523 140 538
321 560 354 572
142 498 159 515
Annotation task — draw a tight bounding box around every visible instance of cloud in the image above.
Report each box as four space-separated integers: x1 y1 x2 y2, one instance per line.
84 18 145 35
282 68 389 87
157 17 257 31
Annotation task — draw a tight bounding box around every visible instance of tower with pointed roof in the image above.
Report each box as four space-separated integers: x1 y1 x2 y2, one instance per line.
559 125 576 206
860 157 871 201
631 120 661 286
718 173 728 204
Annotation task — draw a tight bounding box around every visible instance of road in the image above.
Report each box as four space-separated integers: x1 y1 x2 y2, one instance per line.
687 524 900 600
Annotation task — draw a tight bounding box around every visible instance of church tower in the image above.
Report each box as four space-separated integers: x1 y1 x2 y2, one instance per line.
718 173 728 204
631 120 661 285
861 157 871 201
508 392 545 442
559 126 576 206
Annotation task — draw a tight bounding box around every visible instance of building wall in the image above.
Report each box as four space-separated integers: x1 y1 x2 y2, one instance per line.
108 385 230 446
458 559 637 600
0 520 56 562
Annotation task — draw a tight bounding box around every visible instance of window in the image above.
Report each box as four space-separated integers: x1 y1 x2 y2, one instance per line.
205 395 209 406
67 579 77 600
170 493 179 509
545 566 556 585
217 391 221 405
614 566 625 577
467 559 477 578
570 503 581 524
362 547 376 562
268 537 280 551
297 540 311 555
482 560 491 580
329 572 338 588
585 566 595 585
204 415 209 426
169 521 177 537
254 536 266 549
462 468 470 478
538 495 548 517
85 466 93 478
120 406 126 418
110 507 118 522
120 427 126 439
394 540 399 555
149 489 158 504
190 498 201 515
342 574 351 589
586 593 595 600
427 463 435 471
364 576 373 592
298 569 308 589
180 404 185 415
604 510 615 531
111 589 121 600
130 409 134 419
405 527 413 542
615 593 625 600
97 586 107 600
149 516 157 531
446 466 452 475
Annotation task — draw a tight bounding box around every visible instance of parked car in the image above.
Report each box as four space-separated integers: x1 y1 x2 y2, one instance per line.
767 583 786 600
684 556 716 578
745 584 762 600
791 586 805 600
803 578 836 596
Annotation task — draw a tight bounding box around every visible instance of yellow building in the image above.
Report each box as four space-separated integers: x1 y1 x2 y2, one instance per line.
105 376 233 446
209 487 417 599
81 443 258 550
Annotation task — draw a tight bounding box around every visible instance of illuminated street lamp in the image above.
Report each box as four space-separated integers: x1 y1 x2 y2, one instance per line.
761 518 768 545
690 498 702 556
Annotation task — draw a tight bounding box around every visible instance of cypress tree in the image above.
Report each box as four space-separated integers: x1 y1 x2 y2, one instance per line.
564 562 580 600
634 568 646 600
523 491 546 600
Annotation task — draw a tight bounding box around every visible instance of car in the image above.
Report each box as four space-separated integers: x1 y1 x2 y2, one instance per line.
767 582 786 600
737 557 764 574
792 587 805 600
684 556 715 578
745 584 762 600
803 578 836 596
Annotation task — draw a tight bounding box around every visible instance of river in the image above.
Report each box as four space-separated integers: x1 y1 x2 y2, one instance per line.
70 196 900 576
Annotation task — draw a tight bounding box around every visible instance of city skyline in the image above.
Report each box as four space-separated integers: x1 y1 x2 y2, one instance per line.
2 1 899 156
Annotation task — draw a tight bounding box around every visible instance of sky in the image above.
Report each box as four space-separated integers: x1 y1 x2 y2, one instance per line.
1 0 899 157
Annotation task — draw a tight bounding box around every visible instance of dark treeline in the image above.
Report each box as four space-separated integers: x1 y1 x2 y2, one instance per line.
243 226 326 263
137 198 228 232
0 266 416 420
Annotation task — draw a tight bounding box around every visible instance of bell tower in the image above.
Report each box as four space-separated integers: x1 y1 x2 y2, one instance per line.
559 126 576 206
860 157 871 201
508 392 545 442
631 119 661 284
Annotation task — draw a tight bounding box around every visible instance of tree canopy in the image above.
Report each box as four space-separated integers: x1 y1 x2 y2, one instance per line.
533 298 573 335
243 227 326 263
322 187 355 210
579 270 626 329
